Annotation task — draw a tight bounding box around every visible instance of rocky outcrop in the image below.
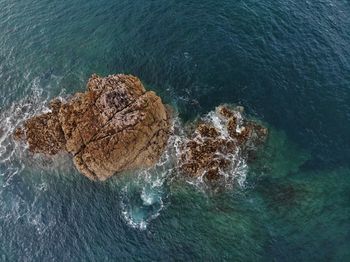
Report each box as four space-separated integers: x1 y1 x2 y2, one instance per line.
179 105 268 180
15 74 170 181
14 73 268 183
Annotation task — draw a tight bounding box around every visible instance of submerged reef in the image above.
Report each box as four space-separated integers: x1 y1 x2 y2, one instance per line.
14 74 267 182
179 105 268 181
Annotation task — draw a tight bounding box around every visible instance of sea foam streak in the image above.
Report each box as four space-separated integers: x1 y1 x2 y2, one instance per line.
120 117 183 230
0 82 74 181
0 84 47 185
0 83 54 236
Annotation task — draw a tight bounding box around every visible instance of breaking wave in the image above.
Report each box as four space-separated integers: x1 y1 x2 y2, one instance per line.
0 84 47 186
183 107 248 190
0 79 73 187
0 82 61 236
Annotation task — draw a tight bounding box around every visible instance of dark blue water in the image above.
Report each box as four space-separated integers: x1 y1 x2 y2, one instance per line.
0 0 350 261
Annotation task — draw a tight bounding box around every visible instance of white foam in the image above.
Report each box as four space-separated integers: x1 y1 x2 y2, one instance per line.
0 83 48 186
119 116 183 230
182 106 249 190
0 80 72 188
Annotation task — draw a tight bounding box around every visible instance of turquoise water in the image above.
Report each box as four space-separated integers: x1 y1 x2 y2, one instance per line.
1 0 350 261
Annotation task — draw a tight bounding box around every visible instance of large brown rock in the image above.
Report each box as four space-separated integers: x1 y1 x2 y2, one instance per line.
15 74 170 181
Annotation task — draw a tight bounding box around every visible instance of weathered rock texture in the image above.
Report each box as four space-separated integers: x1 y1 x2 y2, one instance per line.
15 74 170 181
179 105 268 180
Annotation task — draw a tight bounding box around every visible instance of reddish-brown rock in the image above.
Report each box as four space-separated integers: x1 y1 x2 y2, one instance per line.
15 74 170 181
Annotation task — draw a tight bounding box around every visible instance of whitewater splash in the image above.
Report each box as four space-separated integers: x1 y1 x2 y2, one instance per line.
0 86 47 186
0 83 71 236
0 83 74 177
183 108 248 190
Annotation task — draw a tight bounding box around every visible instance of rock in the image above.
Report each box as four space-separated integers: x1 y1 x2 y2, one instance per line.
14 74 170 181
179 105 267 180
13 75 267 184
14 98 66 155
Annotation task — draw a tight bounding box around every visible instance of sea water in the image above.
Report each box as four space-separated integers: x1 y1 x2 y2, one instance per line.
0 0 350 261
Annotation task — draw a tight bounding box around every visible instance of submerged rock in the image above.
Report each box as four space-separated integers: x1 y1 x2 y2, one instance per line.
15 74 170 181
179 105 268 180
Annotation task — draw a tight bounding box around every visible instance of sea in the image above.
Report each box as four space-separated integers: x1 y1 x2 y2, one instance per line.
0 0 349 261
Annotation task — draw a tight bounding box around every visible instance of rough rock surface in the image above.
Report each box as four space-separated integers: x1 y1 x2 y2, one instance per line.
14 99 66 155
179 105 268 180
15 74 170 181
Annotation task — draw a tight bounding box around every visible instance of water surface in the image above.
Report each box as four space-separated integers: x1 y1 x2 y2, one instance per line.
0 0 350 261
